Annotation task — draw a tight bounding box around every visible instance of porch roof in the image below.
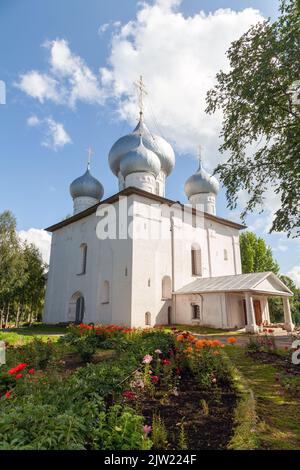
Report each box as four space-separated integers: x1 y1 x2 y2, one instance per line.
175 272 293 297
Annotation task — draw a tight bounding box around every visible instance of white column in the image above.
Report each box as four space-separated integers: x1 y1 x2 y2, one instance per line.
283 297 294 332
245 292 259 333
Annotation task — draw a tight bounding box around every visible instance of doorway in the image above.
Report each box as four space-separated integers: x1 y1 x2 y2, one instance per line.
253 300 262 325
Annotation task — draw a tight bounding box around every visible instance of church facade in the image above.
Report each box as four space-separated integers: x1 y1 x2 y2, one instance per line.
43 93 294 333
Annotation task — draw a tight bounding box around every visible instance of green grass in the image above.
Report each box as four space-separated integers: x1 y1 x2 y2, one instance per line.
0 324 67 346
167 324 247 336
226 346 300 450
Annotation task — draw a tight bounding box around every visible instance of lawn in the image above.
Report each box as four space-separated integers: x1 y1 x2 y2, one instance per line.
0 324 67 346
166 324 247 336
226 346 300 450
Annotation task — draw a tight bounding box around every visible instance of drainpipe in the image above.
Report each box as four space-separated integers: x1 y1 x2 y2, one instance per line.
170 216 176 323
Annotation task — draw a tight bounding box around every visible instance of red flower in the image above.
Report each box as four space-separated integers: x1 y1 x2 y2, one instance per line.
4 391 11 399
151 375 159 384
15 373 22 379
28 369 35 375
162 359 171 366
122 390 136 400
8 363 28 375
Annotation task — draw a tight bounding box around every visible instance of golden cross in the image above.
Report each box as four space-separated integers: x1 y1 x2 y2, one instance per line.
86 146 94 170
134 75 148 116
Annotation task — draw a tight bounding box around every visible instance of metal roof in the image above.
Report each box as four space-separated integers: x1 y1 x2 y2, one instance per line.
175 272 293 296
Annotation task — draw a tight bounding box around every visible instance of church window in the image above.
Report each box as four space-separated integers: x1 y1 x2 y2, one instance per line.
191 245 202 276
224 249 228 261
192 304 200 320
101 281 110 304
145 312 151 326
162 276 172 299
148 278 151 287
125 267 128 276
79 243 87 274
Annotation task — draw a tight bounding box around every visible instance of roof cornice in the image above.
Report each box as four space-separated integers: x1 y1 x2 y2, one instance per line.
45 186 246 232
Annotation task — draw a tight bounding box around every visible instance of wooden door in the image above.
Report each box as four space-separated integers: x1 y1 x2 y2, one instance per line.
242 299 247 325
253 300 262 326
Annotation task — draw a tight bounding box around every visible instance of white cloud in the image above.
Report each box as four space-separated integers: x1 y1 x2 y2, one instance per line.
19 229 52 265
17 71 60 103
18 39 104 108
98 23 110 34
27 115 72 150
43 117 72 149
286 265 300 287
100 1 264 169
27 115 41 127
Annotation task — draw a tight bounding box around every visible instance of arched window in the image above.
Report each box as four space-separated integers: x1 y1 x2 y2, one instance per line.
191 244 202 276
101 281 110 304
145 312 151 326
79 243 87 274
224 249 228 261
162 276 172 299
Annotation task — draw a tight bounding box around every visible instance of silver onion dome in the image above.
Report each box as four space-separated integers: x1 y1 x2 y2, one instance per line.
184 160 219 198
70 168 104 200
108 116 175 177
120 137 161 178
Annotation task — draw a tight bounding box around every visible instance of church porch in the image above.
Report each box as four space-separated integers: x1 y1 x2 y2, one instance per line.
174 272 294 333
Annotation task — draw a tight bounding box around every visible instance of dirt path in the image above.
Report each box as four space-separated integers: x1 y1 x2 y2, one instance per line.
226 347 300 450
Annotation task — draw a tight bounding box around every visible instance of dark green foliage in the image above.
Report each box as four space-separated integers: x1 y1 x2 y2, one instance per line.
206 0 300 236
0 210 46 327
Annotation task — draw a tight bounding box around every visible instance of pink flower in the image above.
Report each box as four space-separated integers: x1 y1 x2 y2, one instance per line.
4 391 11 399
143 425 152 434
154 349 162 354
143 354 153 364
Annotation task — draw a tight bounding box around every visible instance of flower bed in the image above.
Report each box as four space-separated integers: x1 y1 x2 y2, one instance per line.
0 325 239 450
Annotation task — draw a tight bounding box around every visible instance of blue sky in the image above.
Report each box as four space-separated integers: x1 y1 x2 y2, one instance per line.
1 0 299 284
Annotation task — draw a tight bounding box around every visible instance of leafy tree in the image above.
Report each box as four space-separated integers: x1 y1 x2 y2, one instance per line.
269 275 300 324
240 232 279 274
206 0 300 237
0 211 47 327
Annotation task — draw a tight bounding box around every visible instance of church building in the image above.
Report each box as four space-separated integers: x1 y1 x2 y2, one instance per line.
43 79 294 333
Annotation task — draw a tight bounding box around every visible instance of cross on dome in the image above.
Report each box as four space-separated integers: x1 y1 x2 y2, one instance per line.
86 146 94 170
197 144 203 170
134 75 148 119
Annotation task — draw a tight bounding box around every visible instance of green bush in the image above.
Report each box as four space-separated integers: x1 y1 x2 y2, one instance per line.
92 404 152 450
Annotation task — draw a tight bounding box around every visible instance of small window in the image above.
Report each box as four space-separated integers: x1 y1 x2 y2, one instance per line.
145 312 151 326
80 243 87 274
191 246 202 276
101 281 110 304
125 267 128 277
224 249 228 261
192 304 200 320
148 278 151 287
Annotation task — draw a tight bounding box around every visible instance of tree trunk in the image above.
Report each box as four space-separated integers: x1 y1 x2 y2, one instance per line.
5 304 10 327
16 302 21 328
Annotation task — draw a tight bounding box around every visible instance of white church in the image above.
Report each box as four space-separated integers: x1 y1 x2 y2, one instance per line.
44 80 294 333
